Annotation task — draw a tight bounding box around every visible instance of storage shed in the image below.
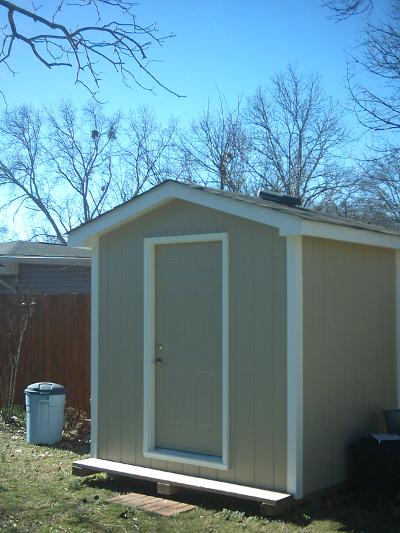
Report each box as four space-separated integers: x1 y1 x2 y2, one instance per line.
69 180 400 501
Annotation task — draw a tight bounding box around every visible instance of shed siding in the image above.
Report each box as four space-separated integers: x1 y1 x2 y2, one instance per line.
303 237 396 495
97 199 287 491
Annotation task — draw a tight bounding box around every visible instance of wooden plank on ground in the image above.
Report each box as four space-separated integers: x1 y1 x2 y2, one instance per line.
72 465 94 477
107 492 196 516
73 458 292 504
157 482 184 496
260 499 292 517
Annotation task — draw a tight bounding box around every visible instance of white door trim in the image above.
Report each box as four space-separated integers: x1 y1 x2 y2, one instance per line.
286 235 304 499
143 232 229 470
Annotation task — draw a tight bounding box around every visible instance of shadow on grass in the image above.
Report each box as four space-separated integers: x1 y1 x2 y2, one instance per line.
47 438 90 456
284 489 400 533
81 474 400 532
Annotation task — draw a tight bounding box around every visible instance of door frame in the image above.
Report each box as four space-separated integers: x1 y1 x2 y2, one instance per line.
143 232 229 470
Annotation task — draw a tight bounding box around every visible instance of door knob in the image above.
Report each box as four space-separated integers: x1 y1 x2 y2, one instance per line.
153 357 163 365
156 344 163 351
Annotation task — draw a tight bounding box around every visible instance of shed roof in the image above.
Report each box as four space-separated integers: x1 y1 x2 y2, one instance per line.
68 180 400 250
190 185 400 236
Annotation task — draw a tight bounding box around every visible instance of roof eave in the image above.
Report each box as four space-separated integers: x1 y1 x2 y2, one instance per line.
282 219 400 249
67 181 400 250
68 181 302 247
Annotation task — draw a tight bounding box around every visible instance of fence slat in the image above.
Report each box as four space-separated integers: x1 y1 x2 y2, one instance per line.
0 294 90 413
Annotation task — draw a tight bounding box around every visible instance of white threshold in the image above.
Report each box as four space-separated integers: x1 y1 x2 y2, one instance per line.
143 447 227 470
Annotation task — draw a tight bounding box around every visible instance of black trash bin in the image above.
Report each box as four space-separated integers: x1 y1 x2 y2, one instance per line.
348 435 400 496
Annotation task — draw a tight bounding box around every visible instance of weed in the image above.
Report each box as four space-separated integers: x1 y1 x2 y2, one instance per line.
0 405 25 427
68 478 82 491
218 508 247 522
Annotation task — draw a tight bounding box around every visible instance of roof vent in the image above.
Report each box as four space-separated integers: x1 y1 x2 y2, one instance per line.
258 190 301 207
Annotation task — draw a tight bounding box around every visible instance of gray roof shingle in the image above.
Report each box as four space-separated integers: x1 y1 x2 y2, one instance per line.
194 184 400 236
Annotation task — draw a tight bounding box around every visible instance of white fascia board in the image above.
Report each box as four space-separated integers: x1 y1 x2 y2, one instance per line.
68 182 302 246
171 185 301 235
288 219 400 250
69 189 176 246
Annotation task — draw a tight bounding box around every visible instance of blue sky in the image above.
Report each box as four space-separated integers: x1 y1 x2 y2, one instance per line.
0 0 385 129
0 0 390 239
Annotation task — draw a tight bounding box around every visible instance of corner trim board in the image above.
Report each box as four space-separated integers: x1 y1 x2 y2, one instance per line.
286 235 304 499
90 238 99 458
396 250 400 407
143 232 229 470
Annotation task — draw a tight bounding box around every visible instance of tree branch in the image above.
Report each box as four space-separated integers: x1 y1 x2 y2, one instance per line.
0 0 183 98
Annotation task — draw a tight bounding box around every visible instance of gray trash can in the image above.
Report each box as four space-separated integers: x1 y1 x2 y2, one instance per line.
25 382 66 444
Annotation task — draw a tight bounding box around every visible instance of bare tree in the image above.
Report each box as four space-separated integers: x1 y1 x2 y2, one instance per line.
46 101 120 231
116 107 178 202
247 65 348 205
323 0 400 226
0 1 179 97
0 101 180 241
0 105 67 242
347 2 400 137
355 153 400 226
177 98 251 192
0 102 120 243
0 294 36 408
325 1 400 139
323 0 373 20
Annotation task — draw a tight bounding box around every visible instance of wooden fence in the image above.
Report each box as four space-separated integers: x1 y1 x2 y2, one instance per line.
0 293 90 413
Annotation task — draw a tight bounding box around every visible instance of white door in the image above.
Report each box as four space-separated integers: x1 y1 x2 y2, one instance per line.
154 241 222 457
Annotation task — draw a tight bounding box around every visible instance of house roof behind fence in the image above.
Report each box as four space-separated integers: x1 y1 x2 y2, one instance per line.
0 241 91 258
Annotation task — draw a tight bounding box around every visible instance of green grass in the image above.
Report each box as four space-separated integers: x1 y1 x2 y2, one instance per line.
1 420 400 532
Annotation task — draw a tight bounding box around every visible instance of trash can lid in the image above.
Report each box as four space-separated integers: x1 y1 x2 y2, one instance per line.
25 382 65 395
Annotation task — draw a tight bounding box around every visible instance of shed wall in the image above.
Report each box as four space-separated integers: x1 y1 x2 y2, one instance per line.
97 199 287 491
302 237 396 495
